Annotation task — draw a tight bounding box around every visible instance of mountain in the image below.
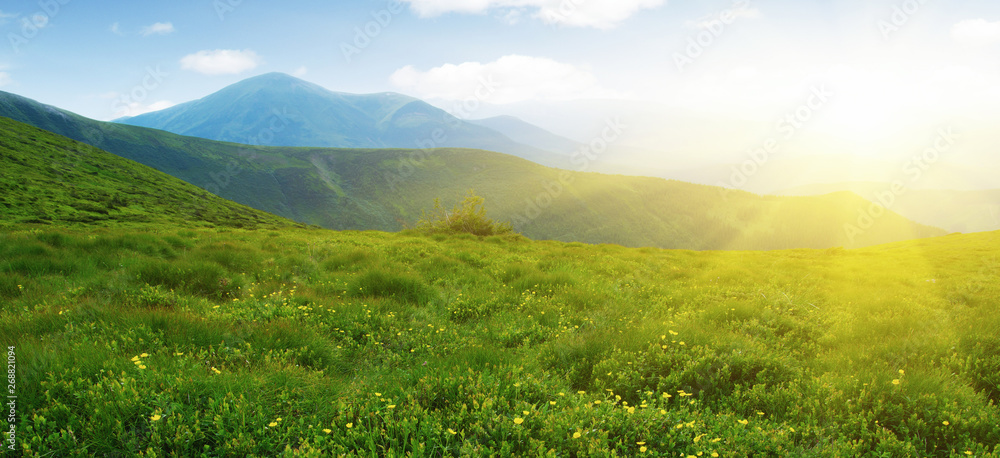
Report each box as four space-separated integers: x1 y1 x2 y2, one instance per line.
0 90 946 250
468 115 581 154
777 182 1000 233
114 72 568 168
0 116 295 229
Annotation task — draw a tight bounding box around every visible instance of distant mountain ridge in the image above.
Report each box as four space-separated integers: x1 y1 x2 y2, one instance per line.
0 89 946 250
114 72 569 168
777 182 1000 233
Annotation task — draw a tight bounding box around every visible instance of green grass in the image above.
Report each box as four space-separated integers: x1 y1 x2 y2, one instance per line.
3 226 998 457
0 116 298 230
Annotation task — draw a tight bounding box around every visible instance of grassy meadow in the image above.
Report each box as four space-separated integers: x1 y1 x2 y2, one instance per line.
3 224 998 456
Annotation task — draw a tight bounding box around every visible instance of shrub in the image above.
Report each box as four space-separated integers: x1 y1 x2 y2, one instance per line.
415 190 514 237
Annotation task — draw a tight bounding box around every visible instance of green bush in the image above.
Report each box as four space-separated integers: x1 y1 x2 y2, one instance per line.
416 190 514 237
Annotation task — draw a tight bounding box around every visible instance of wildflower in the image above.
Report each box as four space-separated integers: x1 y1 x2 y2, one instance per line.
756 411 764 416
514 417 524 425
346 423 353 429
549 401 557 406
577 391 586 394
138 365 147 370
374 393 382 397
738 419 749 425
268 422 278 427
131 356 140 362
660 409 666 415
387 405 396 409
323 428 332 434
522 410 530 415
150 414 161 421
712 454 720 457
942 421 950 426
448 428 457 435
140 353 149 357
640 446 648 453
892 379 900 385
174 352 184 356
637 442 645 445
899 369 905 375
573 432 581 439
211 367 221 374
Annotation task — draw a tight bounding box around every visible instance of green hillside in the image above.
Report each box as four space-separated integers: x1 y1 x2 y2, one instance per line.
1 114 996 455
3 223 998 456
778 182 1000 233
0 116 297 230
0 92 945 250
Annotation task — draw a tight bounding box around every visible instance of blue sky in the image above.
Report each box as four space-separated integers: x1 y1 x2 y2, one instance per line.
2 0 1000 166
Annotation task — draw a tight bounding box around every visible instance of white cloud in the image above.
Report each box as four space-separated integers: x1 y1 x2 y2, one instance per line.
389 55 623 104
115 100 176 118
0 72 12 87
141 22 175 36
0 10 17 26
110 22 123 35
401 0 664 29
292 66 308 77
180 49 261 75
952 19 1000 46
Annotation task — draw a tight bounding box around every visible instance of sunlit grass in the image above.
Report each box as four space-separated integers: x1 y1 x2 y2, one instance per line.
2 227 998 456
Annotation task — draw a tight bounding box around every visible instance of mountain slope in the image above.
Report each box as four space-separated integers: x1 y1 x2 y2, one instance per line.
0 91 945 250
0 116 296 229
469 115 581 154
777 182 1000 233
114 72 568 167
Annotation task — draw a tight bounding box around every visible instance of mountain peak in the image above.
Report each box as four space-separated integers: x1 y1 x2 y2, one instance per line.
111 73 562 165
